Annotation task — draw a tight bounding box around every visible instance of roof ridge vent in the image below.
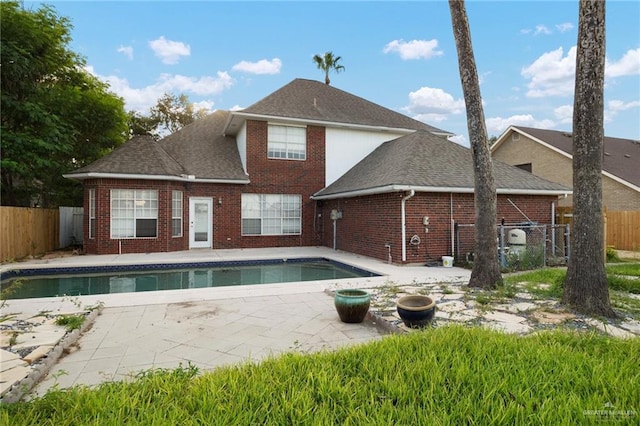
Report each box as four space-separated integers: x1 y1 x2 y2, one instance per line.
562 132 572 138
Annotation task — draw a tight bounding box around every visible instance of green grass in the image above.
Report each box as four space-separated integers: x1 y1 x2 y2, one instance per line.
504 263 640 299
2 326 639 425
607 263 640 278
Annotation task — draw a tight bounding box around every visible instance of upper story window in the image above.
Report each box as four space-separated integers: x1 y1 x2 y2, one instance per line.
267 124 306 160
110 189 158 239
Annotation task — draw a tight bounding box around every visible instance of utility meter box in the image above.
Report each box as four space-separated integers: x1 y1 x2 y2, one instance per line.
508 229 526 246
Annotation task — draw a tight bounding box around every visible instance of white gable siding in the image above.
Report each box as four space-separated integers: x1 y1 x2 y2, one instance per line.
325 128 406 185
236 123 247 174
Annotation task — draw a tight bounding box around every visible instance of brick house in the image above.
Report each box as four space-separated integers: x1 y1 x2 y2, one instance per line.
65 79 570 263
491 126 640 210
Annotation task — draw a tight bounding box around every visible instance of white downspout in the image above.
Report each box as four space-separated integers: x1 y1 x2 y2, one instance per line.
401 190 415 262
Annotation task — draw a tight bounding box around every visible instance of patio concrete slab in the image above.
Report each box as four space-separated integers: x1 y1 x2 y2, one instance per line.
29 289 388 397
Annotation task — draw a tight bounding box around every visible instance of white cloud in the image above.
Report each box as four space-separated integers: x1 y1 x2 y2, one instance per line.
534 25 552 35
447 134 468 146
232 58 282 75
606 48 640 77
230 104 244 111
608 99 640 112
383 39 443 60
192 100 215 113
605 99 640 123
403 86 465 122
522 46 640 98
554 105 573 124
85 66 234 112
521 46 576 98
485 114 555 135
117 45 133 60
556 22 574 33
148 36 191 65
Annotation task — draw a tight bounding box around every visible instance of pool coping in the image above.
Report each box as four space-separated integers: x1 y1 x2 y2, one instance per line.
0 247 471 315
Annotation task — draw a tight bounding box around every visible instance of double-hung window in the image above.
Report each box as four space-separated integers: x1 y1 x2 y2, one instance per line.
267 124 306 160
172 190 183 237
241 194 301 235
110 189 158 238
88 189 96 239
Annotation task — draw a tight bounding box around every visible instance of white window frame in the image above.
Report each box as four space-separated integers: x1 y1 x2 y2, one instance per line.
110 189 158 239
267 124 306 160
172 190 183 237
241 194 302 236
88 189 96 239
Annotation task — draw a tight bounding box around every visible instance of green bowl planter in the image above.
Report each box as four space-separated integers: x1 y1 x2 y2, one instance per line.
396 295 436 328
334 289 371 323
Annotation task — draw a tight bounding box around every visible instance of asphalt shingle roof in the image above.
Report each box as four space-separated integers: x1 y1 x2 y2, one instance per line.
241 78 450 134
67 111 249 182
513 126 640 188
314 131 571 198
68 134 186 177
158 111 248 181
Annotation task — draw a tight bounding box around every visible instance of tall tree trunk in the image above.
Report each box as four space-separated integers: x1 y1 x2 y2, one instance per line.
563 0 615 317
449 0 502 289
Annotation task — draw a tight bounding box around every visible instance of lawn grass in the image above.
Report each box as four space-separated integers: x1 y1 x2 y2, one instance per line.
504 263 640 298
2 326 638 425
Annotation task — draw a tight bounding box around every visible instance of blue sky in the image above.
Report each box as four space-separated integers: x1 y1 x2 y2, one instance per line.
30 1 640 145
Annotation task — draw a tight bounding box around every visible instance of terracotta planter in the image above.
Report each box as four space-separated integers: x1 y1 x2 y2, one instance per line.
396 295 436 328
334 289 371 323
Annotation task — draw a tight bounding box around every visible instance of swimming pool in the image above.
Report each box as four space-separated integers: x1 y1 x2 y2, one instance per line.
0 258 379 300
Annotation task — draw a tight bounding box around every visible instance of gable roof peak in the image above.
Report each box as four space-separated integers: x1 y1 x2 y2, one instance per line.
226 78 451 136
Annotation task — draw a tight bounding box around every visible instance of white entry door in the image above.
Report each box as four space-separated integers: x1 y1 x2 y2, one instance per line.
189 197 213 248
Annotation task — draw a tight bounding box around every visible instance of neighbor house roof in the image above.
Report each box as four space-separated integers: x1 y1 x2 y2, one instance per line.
312 131 571 200
224 78 452 136
494 126 640 190
65 111 249 184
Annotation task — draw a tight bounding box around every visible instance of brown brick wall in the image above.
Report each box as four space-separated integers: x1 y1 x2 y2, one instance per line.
82 121 327 254
319 192 557 264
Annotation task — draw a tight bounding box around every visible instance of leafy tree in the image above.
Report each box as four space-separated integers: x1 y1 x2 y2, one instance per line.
150 93 208 137
127 111 157 139
1 1 127 207
128 93 209 140
449 0 503 289
312 52 345 85
562 0 615 317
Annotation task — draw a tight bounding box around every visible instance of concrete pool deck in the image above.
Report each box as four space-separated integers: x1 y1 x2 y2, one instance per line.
1 247 471 399
1 247 470 315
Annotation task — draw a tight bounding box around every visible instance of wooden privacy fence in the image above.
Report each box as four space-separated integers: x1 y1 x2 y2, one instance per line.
557 208 640 251
0 207 59 261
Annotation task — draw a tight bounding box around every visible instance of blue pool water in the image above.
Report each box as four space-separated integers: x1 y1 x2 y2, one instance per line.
0 258 379 300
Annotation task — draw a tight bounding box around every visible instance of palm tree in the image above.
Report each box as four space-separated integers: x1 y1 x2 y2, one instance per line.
449 0 503 289
562 0 615 317
312 52 345 85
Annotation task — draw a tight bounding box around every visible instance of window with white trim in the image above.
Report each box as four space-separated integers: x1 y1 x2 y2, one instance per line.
267 124 306 160
241 194 301 235
172 190 183 237
88 189 96 239
110 189 158 238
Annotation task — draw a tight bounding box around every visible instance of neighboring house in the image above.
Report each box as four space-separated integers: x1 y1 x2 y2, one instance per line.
491 126 640 210
65 79 570 264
